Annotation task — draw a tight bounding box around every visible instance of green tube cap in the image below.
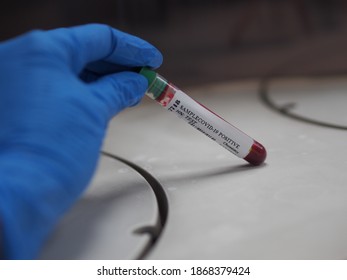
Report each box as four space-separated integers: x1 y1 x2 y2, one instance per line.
139 67 157 87
139 67 168 99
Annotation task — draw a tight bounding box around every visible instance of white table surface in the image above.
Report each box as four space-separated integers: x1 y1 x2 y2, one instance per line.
42 76 347 259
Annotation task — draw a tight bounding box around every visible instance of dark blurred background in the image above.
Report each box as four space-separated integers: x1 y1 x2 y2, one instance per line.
2 0 347 87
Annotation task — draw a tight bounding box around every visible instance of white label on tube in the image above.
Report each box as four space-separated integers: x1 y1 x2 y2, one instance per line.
165 90 253 158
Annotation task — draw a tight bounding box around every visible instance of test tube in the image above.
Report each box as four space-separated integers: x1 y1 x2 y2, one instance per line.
139 67 267 166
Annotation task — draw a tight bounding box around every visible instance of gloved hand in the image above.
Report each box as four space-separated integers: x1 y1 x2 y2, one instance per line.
0 24 162 259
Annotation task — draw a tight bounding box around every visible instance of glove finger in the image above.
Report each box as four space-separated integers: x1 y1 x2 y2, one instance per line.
48 24 163 73
88 71 148 118
79 69 101 83
84 61 138 77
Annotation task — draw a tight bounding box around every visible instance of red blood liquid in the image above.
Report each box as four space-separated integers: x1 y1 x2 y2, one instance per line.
243 140 267 166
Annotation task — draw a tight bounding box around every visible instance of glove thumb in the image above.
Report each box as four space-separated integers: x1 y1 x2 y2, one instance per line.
88 71 148 119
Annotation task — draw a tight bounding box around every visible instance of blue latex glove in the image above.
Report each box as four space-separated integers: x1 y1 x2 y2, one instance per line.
0 24 162 259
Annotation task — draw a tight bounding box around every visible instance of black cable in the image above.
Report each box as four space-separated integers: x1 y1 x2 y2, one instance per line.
259 78 347 130
257 36 347 130
101 151 169 259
